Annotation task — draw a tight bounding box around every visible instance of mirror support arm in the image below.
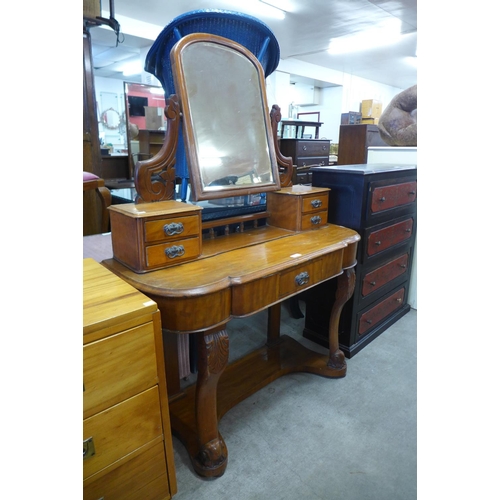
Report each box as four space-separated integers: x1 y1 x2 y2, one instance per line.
134 95 180 203
270 104 293 188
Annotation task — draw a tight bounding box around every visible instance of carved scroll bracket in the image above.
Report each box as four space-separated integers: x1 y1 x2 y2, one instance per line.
134 94 180 203
270 104 293 188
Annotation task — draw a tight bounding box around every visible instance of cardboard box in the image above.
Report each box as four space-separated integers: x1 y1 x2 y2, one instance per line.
341 111 362 125
361 99 383 118
361 117 379 125
83 0 101 18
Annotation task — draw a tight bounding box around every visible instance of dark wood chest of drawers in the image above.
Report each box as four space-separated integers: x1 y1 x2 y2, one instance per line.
302 163 417 357
279 138 330 184
337 124 386 165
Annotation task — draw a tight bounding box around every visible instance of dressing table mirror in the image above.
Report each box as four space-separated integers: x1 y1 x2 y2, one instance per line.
104 28 360 479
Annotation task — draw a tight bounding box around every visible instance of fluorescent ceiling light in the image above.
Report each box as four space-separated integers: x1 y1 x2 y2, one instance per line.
225 0 286 20
328 18 402 55
121 61 143 76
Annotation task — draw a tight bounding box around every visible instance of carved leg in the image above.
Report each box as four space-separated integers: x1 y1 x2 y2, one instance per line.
328 268 356 371
193 329 229 477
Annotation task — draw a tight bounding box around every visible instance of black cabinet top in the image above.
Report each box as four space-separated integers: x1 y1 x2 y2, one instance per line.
311 163 416 175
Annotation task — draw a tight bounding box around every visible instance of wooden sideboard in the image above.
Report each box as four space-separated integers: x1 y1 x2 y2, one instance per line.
337 124 386 165
83 258 177 499
303 164 417 357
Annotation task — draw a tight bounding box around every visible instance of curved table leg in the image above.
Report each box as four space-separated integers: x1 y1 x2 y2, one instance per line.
192 329 229 477
328 268 356 372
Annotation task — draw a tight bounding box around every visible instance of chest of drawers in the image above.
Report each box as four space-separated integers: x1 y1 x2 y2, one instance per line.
303 163 417 357
267 185 329 231
279 139 330 184
109 200 202 273
83 258 177 499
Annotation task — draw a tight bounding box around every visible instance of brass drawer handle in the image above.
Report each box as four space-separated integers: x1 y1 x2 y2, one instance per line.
311 199 322 208
295 271 310 286
311 215 322 225
83 437 95 461
164 222 184 236
165 245 185 259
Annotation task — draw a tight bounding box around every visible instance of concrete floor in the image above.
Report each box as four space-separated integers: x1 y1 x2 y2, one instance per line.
170 304 417 500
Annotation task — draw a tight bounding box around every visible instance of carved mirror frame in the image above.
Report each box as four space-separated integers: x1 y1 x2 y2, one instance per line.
170 33 281 201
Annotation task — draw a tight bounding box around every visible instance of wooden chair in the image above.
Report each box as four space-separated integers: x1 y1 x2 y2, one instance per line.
83 171 111 233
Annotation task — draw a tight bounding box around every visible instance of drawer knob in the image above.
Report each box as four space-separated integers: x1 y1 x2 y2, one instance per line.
375 241 382 246
322 145 327 150
400 264 407 269
370 281 376 286
311 215 322 225
311 199 322 208
165 245 185 259
409 190 416 195
295 271 310 286
405 228 411 233
302 145 307 151
396 298 403 303
83 437 95 461
379 196 386 202
164 222 184 236
319 161 325 165
365 319 373 324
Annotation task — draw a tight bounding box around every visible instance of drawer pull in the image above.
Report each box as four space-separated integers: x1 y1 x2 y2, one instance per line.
311 199 322 208
365 319 373 324
311 215 322 225
295 271 310 286
319 161 325 165
405 228 411 233
400 264 407 269
379 196 386 202
408 190 416 195
302 145 307 151
322 145 327 150
375 241 381 246
165 245 185 259
83 437 95 461
396 298 403 303
163 222 184 236
370 281 376 286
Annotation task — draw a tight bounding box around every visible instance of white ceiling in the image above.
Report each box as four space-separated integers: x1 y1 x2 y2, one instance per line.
87 0 417 90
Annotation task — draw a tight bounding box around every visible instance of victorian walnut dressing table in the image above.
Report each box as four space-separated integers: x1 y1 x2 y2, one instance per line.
102 32 360 478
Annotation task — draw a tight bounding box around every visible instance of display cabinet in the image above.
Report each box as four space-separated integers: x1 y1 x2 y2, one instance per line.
303 164 417 357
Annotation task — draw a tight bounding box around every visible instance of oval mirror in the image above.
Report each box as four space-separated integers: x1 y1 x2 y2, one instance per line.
171 33 281 201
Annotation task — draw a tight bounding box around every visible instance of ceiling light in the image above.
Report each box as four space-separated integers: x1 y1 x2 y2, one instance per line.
225 0 286 20
328 18 402 55
121 61 143 76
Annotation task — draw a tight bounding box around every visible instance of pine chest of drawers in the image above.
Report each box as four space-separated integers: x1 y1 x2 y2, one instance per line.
303 163 417 357
109 200 202 273
83 258 177 499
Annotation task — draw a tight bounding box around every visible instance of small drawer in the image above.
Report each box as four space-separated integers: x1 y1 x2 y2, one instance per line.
146 236 201 268
296 156 329 167
83 441 170 500
83 386 163 480
301 193 329 213
297 140 330 156
358 287 405 336
367 218 414 256
144 214 200 243
301 210 328 230
361 253 409 297
370 181 417 214
83 322 158 419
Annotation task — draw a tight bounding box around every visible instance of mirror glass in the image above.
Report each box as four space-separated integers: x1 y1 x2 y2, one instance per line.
172 34 280 201
123 82 166 178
